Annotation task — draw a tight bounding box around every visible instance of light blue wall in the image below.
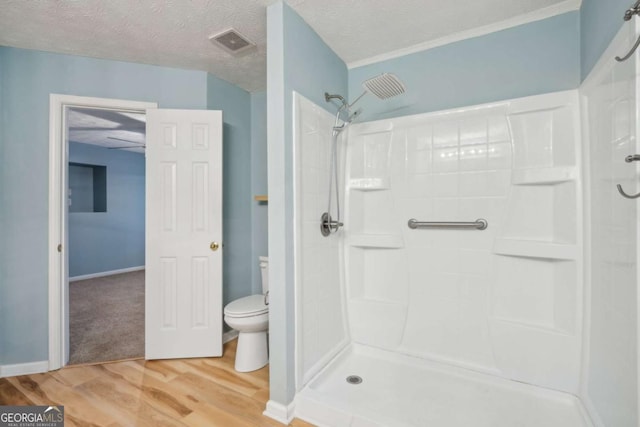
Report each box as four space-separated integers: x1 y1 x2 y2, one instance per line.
0 46 256 366
267 1 348 405
251 91 268 294
350 12 581 121
206 74 253 307
68 142 145 277
69 163 97 213
581 0 631 79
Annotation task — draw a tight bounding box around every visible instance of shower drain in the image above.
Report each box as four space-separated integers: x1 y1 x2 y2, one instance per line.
346 375 363 385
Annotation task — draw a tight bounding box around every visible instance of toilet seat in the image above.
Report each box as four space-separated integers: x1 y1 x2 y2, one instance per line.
224 294 268 318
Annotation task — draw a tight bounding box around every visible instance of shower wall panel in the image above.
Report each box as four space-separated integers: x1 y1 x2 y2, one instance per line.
345 91 583 393
581 20 639 427
293 93 349 390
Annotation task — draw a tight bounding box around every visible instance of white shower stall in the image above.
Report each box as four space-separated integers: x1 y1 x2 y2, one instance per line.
291 21 639 427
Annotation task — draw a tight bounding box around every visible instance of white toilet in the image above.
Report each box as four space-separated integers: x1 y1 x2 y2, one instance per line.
224 256 269 372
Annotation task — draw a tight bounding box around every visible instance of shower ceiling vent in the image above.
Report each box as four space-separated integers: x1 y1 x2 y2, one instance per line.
209 28 256 55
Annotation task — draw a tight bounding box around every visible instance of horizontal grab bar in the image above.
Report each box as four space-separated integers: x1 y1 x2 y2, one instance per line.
407 218 488 230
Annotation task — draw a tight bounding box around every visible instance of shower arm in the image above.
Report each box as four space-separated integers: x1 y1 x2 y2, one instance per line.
325 93 349 111
348 91 368 109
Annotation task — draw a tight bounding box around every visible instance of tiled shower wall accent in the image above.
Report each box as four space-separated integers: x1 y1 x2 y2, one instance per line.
294 93 349 389
582 20 638 427
345 91 583 393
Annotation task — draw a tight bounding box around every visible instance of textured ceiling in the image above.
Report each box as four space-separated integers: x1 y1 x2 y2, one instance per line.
68 108 146 154
0 0 272 92
0 0 577 92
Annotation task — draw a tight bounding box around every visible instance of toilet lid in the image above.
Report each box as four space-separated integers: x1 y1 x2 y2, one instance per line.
224 294 268 317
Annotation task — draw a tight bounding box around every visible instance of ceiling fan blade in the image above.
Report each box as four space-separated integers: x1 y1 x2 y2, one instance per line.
108 146 146 150
107 136 145 145
72 108 146 126
69 125 144 132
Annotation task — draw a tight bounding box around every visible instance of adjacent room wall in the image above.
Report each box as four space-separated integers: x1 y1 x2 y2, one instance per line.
206 73 254 306
0 46 203 366
0 46 254 366
581 0 632 79
68 142 145 278
267 0 348 406
251 91 268 294
349 12 581 121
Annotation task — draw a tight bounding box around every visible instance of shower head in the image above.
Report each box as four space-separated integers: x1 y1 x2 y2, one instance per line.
332 107 361 136
324 74 404 131
345 73 406 110
362 73 405 100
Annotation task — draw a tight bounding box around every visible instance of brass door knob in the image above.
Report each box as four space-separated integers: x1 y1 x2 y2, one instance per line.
210 242 220 251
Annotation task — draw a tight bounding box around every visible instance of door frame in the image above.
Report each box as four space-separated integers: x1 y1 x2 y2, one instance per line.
48 94 157 371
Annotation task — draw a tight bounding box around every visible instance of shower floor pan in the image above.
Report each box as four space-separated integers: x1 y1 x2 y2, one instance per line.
296 344 592 427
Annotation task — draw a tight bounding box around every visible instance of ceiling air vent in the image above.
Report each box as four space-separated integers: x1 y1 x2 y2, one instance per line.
209 29 255 55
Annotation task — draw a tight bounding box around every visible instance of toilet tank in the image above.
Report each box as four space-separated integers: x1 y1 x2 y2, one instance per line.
259 256 269 294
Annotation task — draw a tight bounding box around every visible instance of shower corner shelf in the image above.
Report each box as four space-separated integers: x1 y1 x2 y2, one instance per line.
493 238 577 260
349 178 390 191
349 233 404 249
511 166 577 186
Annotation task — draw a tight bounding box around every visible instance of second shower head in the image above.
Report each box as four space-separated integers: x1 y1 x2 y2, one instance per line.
342 73 406 112
324 72 405 131
361 73 406 100
324 73 405 110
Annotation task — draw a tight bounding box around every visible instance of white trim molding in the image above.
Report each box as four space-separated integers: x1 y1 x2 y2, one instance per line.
48 94 158 371
263 400 296 425
69 266 145 282
0 361 49 378
347 0 581 69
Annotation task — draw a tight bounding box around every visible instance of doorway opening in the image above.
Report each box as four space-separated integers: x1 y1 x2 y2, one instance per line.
48 95 157 370
66 107 147 365
49 95 225 370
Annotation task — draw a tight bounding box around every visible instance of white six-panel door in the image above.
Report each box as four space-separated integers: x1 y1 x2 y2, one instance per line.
145 109 223 360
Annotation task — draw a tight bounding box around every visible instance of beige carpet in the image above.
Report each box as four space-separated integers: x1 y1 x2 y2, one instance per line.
69 270 144 365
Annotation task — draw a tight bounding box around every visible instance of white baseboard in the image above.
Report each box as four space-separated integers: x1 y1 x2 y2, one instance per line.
69 266 145 282
0 361 49 378
223 330 239 344
263 400 296 425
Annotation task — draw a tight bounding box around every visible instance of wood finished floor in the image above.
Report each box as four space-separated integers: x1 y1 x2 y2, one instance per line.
0 339 314 427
